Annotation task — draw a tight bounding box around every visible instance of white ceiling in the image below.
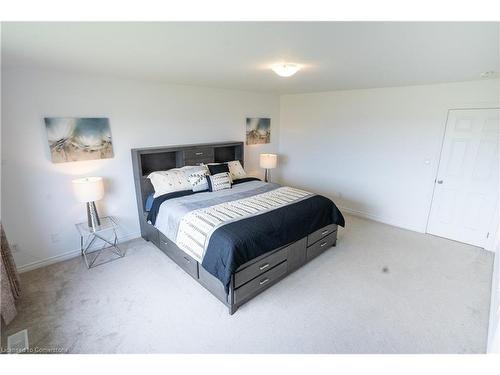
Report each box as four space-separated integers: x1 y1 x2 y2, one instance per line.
2 22 499 94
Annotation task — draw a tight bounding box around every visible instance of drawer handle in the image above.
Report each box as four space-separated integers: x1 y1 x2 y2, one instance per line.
321 230 329 235
320 242 328 247
259 278 270 285
195 152 204 156
183 256 191 263
259 263 270 270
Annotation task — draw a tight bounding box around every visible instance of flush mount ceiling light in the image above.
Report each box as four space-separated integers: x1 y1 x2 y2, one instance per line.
480 71 496 78
271 63 301 77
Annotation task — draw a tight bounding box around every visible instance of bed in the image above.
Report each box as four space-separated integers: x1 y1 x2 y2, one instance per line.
131 141 345 314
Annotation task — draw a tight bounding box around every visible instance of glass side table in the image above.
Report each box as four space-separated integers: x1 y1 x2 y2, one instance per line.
75 216 125 269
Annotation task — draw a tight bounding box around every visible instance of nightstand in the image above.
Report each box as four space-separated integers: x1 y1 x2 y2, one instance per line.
75 216 125 269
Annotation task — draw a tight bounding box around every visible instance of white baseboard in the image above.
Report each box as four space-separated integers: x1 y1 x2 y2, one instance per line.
340 206 496 254
17 232 141 273
338 206 424 233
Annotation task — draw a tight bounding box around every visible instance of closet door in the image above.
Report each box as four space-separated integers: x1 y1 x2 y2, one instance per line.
427 109 499 247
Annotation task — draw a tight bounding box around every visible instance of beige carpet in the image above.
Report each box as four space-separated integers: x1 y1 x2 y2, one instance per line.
1 215 494 353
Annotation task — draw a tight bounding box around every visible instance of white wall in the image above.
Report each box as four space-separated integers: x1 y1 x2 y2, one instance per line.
1 67 280 271
278 80 500 233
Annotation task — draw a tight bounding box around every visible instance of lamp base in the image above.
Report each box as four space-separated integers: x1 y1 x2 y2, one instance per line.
86 201 101 230
264 169 270 183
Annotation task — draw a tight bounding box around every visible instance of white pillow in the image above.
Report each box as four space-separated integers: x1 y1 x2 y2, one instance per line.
207 172 232 192
183 166 209 192
227 160 247 180
147 168 192 198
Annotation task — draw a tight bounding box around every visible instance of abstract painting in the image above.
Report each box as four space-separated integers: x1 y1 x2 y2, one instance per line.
44 118 114 163
246 117 271 145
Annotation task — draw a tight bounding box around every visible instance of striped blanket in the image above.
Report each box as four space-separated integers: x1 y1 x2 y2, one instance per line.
176 186 312 262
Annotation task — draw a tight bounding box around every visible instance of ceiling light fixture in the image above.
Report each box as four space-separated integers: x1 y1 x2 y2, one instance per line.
271 63 301 77
480 71 496 78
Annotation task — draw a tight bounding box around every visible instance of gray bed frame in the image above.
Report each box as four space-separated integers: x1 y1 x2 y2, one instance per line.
131 141 337 314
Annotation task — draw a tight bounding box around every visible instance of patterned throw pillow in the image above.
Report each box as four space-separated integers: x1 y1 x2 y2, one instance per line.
202 163 233 183
207 163 230 176
147 169 192 198
227 160 247 180
206 172 232 192
183 166 209 192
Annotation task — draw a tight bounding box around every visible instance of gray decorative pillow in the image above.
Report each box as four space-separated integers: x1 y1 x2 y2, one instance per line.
183 166 209 192
207 172 232 192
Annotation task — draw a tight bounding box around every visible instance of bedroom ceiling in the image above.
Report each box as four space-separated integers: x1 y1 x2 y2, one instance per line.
1 22 499 94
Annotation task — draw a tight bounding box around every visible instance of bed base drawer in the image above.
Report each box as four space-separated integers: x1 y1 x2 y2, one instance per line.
306 232 336 261
307 224 337 246
150 224 337 314
158 232 198 279
234 261 287 304
234 246 288 288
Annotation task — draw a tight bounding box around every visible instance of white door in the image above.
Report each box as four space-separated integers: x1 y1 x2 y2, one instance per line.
427 108 499 248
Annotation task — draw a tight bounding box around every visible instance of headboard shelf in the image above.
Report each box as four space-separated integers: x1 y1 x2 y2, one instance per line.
132 141 244 177
139 151 178 176
214 145 242 164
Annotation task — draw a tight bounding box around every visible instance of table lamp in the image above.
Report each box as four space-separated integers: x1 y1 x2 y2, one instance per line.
260 153 278 183
72 177 104 230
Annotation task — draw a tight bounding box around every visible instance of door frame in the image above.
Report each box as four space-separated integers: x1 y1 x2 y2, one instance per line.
425 106 500 251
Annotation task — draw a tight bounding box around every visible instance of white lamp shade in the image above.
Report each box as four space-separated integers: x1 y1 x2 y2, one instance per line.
72 177 104 203
260 154 278 169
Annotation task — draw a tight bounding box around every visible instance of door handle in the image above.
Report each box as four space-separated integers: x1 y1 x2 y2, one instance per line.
436 180 443 184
